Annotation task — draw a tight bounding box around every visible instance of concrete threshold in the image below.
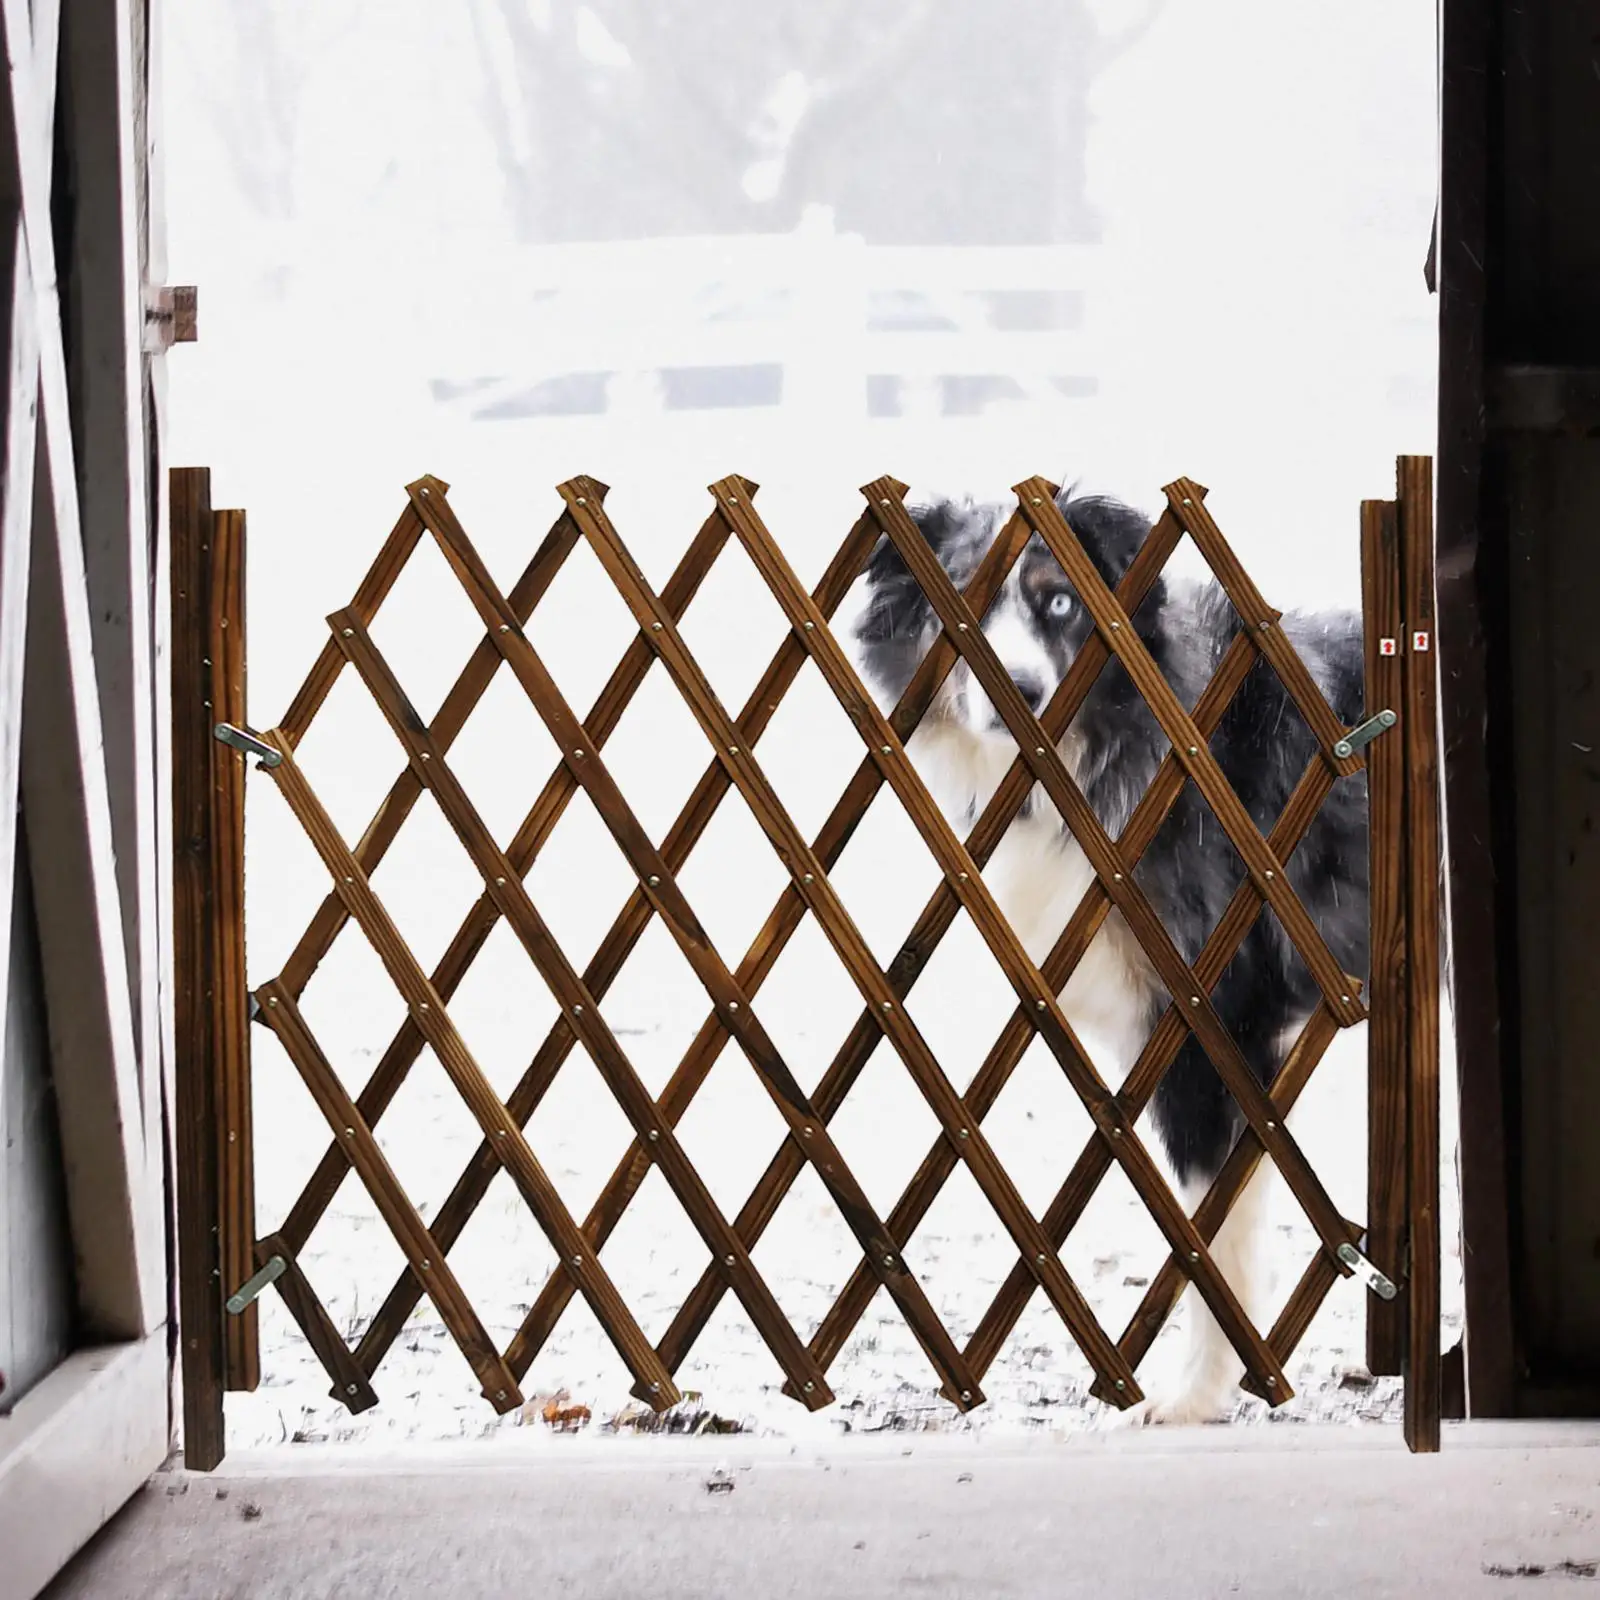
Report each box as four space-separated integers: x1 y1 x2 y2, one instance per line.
47 1422 1600 1600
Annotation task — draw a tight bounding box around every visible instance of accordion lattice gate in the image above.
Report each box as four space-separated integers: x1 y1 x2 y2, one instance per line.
171 460 1443 1466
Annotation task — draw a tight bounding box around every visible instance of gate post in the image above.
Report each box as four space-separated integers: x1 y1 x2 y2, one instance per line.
170 469 256 1473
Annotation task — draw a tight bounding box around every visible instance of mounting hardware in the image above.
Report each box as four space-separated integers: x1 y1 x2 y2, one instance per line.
143 284 198 351
213 723 282 768
226 1254 286 1315
1332 709 1398 760
1336 1240 1399 1301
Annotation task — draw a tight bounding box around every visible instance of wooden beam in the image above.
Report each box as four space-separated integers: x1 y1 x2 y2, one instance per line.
169 465 225 1469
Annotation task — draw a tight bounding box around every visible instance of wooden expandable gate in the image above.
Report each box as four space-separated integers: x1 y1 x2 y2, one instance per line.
171 457 1443 1468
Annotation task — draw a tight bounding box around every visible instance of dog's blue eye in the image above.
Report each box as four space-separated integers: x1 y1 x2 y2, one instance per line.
1046 592 1073 619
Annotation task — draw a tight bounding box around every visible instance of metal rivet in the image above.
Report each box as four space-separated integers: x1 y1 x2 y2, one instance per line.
651 622 662 631
1266 1376 1277 1388
347 1383 360 1395
343 875 353 883
1266 1120 1277 1131
728 496 739 505
958 1128 969 1139
576 496 586 505
1187 745 1198 756
1259 620 1272 632
418 1002 429 1012
1114 1378 1128 1391
419 752 431 761
958 871 969 881
647 874 660 886
960 1389 972 1402
729 746 739 755
1031 497 1042 505
1190 996 1200 1006
647 1129 659 1141
341 627 353 637
803 1381 815 1393
880 498 891 506
729 1001 740 1011
1342 995 1353 1005
803 620 814 630
496 1130 506 1139
802 1126 814 1138
883 1254 895 1267
724 1253 736 1266
649 1382 660 1393
420 487 431 498
1182 497 1193 506
1111 1127 1122 1139
573 749 584 759
495 876 506 886
1035 999 1047 1011
420 1260 431 1271
1189 1250 1200 1261
498 624 510 633
1036 1252 1047 1265
880 1001 893 1011
802 872 814 883
1110 621 1120 631
496 1389 507 1402
880 745 891 755
1034 746 1046 757
573 1004 584 1014
266 997 278 1007
571 1255 583 1267
1113 872 1123 882
1264 870 1275 881
344 1127 354 1138
958 622 968 631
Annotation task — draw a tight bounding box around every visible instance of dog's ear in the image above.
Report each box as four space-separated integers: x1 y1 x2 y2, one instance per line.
1054 493 1154 591
856 502 958 642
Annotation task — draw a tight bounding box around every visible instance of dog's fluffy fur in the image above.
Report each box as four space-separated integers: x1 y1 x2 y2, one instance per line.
854 487 1368 1423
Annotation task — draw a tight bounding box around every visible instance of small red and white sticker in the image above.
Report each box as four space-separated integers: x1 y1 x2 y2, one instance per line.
1379 637 1398 657
1412 630 1430 652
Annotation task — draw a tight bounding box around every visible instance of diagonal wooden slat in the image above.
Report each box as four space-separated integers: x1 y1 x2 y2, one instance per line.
1163 477 1362 781
566 473 1171 1406
275 499 729 1256
256 979 523 1413
798 627 1264 1385
253 1231 378 1415
1239 1247 1350 1403
1019 477 1366 1026
401 486 982 1406
964 753 1340 1382
329 607 842 1409
496 506 1034 1385
875 478 1361 1292
350 494 881 1385
256 730 682 1408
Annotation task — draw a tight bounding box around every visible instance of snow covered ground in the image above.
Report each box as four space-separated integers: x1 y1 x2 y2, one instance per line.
158 0 1454 1451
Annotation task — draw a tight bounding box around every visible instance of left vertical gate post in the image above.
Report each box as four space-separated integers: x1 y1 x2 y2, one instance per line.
170 466 255 1468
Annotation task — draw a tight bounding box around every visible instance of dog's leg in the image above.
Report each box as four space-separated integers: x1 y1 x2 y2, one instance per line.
1115 1155 1275 1427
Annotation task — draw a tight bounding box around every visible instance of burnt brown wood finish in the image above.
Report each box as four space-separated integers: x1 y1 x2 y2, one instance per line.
207 463 1437 1450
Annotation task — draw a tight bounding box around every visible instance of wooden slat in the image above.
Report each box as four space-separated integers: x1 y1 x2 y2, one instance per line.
805 630 1262 1384
561 475 1148 1405
257 731 682 1409
407 488 982 1405
329 608 841 1409
208 507 256 1391
353 503 880 1383
963 753 1340 1382
1238 1249 1346 1403
1017 478 1365 1023
1399 453 1442 1454
168 465 224 1470
277 500 732 1258
1363 497 1408 1376
1164 476 1364 780
254 1232 378 1415
277 504 584 997
255 981 522 1413
276 495 431 747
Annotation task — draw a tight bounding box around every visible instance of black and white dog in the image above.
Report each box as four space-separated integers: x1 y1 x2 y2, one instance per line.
854 486 1368 1424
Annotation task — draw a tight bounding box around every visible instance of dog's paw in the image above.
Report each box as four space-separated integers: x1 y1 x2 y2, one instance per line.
1105 1382 1234 1430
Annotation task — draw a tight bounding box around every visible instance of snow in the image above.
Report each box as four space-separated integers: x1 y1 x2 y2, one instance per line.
157 0 1457 1451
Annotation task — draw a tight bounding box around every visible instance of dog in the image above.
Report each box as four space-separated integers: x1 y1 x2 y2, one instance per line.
853 486 1369 1424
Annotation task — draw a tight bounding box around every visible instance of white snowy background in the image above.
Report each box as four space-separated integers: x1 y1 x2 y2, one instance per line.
159 0 1458 1449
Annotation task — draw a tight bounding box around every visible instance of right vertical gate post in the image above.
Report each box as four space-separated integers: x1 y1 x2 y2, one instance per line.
1399 453 1443 1453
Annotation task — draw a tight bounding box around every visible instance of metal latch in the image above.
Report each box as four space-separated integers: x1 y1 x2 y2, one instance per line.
1332 709 1398 760
226 1254 286 1315
214 722 283 768
1337 1240 1399 1301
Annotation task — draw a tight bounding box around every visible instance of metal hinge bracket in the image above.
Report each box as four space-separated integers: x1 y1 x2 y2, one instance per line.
1333 709 1398 761
1337 1239 1399 1301
225 1253 286 1315
214 722 283 768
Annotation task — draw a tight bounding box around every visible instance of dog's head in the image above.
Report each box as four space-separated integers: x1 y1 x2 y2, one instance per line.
855 489 1156 742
